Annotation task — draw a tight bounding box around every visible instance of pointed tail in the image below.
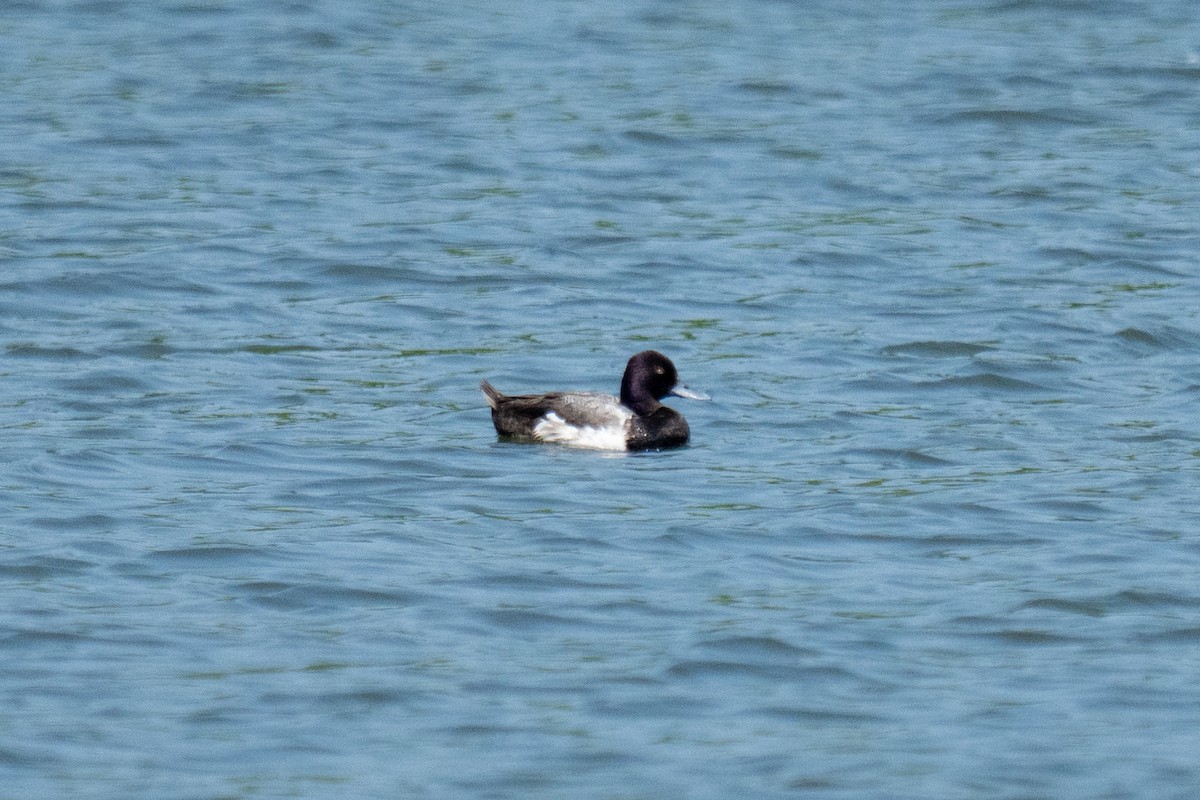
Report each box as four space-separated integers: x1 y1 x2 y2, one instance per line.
480 380 503 409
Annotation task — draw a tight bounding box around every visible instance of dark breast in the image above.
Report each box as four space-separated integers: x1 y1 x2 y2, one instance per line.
626 407 690 451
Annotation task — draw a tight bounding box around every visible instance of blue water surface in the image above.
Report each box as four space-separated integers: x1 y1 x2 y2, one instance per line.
3 1 1200 798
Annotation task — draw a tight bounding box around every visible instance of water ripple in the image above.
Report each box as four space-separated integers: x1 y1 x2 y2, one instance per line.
4 1 1200 797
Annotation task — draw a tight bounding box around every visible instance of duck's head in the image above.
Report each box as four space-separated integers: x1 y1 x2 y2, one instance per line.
620 351 708 411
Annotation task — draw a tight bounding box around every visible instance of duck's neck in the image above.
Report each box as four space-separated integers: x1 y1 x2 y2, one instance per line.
620 375 662 416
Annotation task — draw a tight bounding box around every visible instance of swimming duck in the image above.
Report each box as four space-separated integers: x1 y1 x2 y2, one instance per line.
481 350 706 451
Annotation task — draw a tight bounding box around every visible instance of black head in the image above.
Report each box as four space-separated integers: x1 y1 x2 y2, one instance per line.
620 350 680 412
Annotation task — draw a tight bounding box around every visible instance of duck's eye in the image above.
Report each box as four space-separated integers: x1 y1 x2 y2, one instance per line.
655 367 665 375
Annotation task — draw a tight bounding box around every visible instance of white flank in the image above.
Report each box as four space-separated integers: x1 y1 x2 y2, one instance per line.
533 412 629 451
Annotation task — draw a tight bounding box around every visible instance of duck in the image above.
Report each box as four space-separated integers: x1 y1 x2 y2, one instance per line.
480 350 707 451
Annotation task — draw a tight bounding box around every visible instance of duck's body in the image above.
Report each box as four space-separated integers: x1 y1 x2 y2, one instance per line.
481 351 703 451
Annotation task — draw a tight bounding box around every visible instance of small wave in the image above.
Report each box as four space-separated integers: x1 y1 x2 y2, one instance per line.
698 635 820 659
624 129 684 146
5 343 97 360
482 608 585 630
760 705 887 723
942 107 1101 127
914 373 1047 392
0 556 92 579
236 581 425 611
667 659 864 684
882 341 995 358
980 628 1087 645
149 545 268 563
1116 327 1163 346
1137 627 1200 644
1017 597 1107 617
59 370 148 394
843 448 956 466
1115 326 1197 350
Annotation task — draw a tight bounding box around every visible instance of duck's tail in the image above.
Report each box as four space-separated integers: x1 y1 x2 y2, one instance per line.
480 380 503 409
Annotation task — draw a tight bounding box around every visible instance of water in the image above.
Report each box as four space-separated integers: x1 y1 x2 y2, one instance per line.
3 1 1199 797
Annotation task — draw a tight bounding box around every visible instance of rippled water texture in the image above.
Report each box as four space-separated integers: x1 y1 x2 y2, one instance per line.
3 1 1200 798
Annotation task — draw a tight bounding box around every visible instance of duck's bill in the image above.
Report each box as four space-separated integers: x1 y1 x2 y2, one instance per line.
670 385 710 401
